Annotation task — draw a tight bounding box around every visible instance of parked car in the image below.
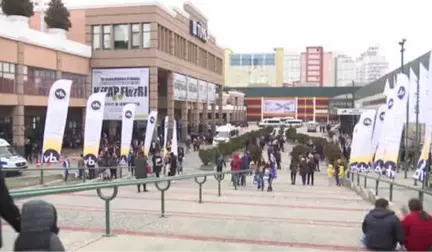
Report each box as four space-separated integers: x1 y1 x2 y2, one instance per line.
306 121 318 132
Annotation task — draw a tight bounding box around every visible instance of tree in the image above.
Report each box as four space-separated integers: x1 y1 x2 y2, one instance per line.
1 0 34 17
44 0 71 31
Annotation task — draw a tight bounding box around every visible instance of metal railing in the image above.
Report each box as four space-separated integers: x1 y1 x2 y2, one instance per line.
9 169 253 236
348 171 432 210
3 166 141 184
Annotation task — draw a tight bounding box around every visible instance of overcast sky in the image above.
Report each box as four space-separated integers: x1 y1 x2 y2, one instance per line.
61 0 432 70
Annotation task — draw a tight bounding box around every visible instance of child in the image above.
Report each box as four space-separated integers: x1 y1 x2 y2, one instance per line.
338 164 346 186
256 160 266 191
327 163 335 186
14 199 65 251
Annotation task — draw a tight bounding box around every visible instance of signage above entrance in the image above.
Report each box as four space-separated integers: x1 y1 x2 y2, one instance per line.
337 108 369 116
190 20 209 43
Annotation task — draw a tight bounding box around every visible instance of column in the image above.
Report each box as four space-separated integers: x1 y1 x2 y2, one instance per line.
211 103 216 132
181 103 188 141
166 72 174 138
313 96 316 122
192 102 199 132
217 87 223 123
203 102 208 133
149 67 158 111
13 43 25 155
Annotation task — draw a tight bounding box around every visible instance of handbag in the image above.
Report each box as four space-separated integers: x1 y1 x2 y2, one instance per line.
146 166 152 174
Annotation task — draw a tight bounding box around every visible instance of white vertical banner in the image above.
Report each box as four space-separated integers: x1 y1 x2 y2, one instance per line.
163 116 169 156
350 109 376 172
143 110 158 156
418 63 428 123
83 93 107 166
381 74 409 179
371 104 386 154
42 79 72 164
414 62 432 181
120 103 136 164
295 97 298 119
349 123 360 170
312 97 316 122
408 68 418 123
172 120 178 156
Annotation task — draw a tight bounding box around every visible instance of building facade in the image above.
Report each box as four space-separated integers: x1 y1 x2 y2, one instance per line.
334 54 356 87
300 46 334 87
0 12 91 152
355 46 389 85
283 52 301 85
31 2 227 138
224 48 284 87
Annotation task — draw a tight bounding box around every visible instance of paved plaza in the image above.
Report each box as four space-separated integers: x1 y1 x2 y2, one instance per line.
2 141 371 251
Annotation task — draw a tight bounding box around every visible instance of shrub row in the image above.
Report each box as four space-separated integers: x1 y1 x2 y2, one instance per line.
287 128 346 168
198 127 273 165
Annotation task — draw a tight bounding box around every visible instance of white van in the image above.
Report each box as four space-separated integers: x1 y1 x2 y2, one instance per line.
258 118 284 128
212 125 237 146
0 138 28 175
286 119 303 128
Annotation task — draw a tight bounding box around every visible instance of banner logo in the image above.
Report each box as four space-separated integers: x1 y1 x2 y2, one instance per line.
54 88 66 99
91 100 102 110
149 116 155 124
379 111 385 121
397 86 406 99
363 118 372 126
388 98 394 109
125 110 132 119
42 149 60 163
83 154 97 166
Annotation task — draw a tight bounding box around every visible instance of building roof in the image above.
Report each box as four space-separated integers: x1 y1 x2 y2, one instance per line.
224 87 359 98
355 51 431 100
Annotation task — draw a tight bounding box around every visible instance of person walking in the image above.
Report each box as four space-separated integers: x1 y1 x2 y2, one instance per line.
168 152 177 177
134 151 148 193
77 154 85 180
215 153 226 173
306 155 315 186
61 156 70 182
152 151 163 178
299 156 308 186
0 165 21 249
230 153 241 186
289 159 298 185
327 163 335 186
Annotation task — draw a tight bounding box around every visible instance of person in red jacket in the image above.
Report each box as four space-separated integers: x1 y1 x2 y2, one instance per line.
402 198 432 251
230 153 241 186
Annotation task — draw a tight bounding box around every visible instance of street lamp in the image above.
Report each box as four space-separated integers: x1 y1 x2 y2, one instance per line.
399 39 410 179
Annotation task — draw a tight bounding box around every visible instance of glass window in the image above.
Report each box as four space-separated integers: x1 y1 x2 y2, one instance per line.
92 26 101 49
131 24 140 49
230 54 241 66
264 54 275 65
113 24 129 49
62 72 86 98
241 54 252 66
142 23 151 48
0 62 16 94
24 67 56 96
103 25 111 49
252 55 263 66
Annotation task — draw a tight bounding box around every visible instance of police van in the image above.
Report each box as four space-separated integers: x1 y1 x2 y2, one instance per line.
0 138 28 175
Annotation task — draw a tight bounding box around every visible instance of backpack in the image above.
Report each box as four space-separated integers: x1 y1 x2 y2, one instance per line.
155 156 163 166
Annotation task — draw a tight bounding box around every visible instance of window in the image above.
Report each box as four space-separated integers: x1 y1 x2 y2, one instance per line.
264 54 275 65
0 62 15 94
131 24 140 49
230 54 241 66
241 54 252 66
114 24 129 49
142 23 151 48
102 25 111 49
62 72 86 98
24 67 56 96
92 26 101 49
252 55 263 66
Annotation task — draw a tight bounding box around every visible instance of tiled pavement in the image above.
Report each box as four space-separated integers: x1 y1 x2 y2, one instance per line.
3 168 371 251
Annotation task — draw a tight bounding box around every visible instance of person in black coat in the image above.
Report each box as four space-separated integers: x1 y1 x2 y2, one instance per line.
134 151 148 192
168 152 177 176
0 167 21 248
362 198 404 251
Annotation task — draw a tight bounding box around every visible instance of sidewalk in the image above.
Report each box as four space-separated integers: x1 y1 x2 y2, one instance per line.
3 155 371 251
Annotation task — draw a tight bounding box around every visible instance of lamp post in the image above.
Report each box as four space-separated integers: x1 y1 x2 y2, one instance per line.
399 39 409 179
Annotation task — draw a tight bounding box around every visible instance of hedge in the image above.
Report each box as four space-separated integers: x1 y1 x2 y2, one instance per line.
198 127 273 165
289 131 346 168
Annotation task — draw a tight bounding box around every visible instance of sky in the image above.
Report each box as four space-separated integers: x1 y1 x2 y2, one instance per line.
61 0 432 70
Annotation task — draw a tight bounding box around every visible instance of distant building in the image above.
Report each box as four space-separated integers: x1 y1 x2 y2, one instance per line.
283 53 301 84
224 48 284 87
355 46 389 85
300 46 334 87
334 54 356 86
